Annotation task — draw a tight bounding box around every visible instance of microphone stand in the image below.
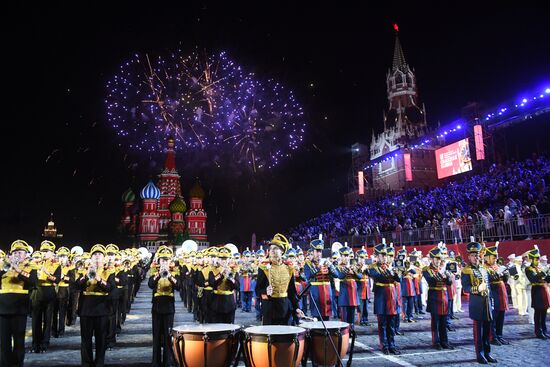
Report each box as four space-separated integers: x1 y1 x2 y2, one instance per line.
298 282 356 367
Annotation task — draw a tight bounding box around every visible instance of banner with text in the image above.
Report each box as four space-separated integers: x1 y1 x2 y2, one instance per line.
435 138 473 179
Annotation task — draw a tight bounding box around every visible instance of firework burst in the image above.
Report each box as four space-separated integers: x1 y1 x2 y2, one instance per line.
106 49 306 172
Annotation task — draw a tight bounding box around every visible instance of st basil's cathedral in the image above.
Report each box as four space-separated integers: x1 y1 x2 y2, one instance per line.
119 137 208 252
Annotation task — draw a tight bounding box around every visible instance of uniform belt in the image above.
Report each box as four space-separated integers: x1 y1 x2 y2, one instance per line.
490 281 504 285
116 285 124 289
0 289 29 294
429 287 446 291
83 291 108 296
271 292 288 298
213 290 234 295
311 281 330 285
343 279 357 282
154 291 174 297
375 283 395 287
531 283 547 286
39 283 54 287
58 284 69 287
204 287 213 291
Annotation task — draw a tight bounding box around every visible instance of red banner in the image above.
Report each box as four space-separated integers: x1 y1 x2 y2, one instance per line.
474 124 485 160
358 171 364 195
404 153 412 181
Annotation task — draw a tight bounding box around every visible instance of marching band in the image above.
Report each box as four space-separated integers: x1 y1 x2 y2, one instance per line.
1 236 549 366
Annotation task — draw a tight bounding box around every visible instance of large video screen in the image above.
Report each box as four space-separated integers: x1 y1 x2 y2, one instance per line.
435 138 473 179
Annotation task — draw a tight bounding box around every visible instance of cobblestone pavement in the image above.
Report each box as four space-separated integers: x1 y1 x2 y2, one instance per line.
23 283 550 366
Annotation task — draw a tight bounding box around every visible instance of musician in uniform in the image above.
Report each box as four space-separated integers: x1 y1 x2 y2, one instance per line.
370 243 401 355
461 242 497 364
483 243 510 345
303 238 339 321
255 233 304 325
76 244 116 367
398 247 417 324
356 247 371 326
198 247 217 323
336 246 361 327
192 250 204 322
32 240 61 353
209 247 237 323
524 245 550 339
0 240 37 367
239 248 254 312
422 247 453 350
52 246 72 338
386 245 403 336
148 246 180 367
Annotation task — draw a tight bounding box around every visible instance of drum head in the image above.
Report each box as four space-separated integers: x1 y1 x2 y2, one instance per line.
245 325 305 335
300 321 348 330
173 323 242 333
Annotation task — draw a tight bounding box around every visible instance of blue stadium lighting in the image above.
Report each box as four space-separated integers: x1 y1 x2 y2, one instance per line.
545 88 550 94
522 98 528 103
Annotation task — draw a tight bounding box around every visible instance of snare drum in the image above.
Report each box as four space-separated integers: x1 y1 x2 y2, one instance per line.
301 321 349 367
243 325 305 367
171 323 241 367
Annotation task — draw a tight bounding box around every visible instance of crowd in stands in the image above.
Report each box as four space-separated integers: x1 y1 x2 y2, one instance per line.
290 156 550 245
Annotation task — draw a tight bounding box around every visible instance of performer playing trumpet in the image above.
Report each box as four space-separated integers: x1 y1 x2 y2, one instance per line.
462 242 496 364
0 240 37 367
148 246 179 367
209 247 237 323
422 247 453 350
76 244 115 367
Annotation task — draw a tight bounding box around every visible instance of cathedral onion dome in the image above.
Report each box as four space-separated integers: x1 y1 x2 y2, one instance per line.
121 188 135 203
169 195 186 213
140 180 161 200
189 180 205 199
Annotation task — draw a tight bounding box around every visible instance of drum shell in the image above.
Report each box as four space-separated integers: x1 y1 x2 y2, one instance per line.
171 328 239 367
308 325 349 367
245 330 305 367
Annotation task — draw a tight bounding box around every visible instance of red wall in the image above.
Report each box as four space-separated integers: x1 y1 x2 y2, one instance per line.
379 239 550 259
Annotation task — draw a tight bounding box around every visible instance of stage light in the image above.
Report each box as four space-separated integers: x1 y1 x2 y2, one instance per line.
545 88 550 94
457 125 461 129
522 98 528 103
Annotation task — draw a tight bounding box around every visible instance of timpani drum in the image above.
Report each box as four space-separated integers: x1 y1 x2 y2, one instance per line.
171 323 241 367
301 321 349 367
243 325 305 367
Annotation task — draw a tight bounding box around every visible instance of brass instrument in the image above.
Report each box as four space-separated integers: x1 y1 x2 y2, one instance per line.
87 265 97 280
160 265 170 279
2 258 13 272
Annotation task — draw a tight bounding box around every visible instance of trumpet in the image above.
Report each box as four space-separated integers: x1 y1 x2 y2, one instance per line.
87 265 97 280
160 267 170 279
2 258 13 272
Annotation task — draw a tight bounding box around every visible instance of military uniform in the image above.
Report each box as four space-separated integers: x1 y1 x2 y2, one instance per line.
422 247 452 350
76 244 115 367
148 246 180 367
370 243 401 355
336 246 361 327
524 246 550 339
255 234 300 325
483 243 510 345
461 242 496 364
0 240 38 367
356 247 371 325
32 240 62 352
209 248 237 323
303 239 338 321
52 247 73 338
239 250 254 312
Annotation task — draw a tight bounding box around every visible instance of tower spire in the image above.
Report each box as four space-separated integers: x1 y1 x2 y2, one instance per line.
164 136 177 171
392 24 407 71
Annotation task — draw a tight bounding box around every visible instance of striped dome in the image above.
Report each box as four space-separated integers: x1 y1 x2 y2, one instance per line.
140 180 161 200
121 187 135 203
169 195 187 213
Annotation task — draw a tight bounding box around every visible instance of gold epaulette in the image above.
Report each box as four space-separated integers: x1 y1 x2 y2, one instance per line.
461 266 473 275
422 266 431 272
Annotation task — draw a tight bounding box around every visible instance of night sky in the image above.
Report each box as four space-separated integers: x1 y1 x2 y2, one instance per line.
3 3 549 250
